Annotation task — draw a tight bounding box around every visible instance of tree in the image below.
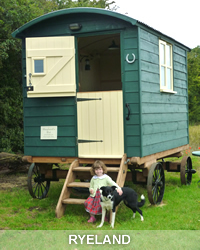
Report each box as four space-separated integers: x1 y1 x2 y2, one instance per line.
187 46 200 124
0 0 59 152
53 0 116 10
0 0 116 153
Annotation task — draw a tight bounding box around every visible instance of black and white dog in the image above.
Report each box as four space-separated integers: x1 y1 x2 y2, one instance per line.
97 186 145 228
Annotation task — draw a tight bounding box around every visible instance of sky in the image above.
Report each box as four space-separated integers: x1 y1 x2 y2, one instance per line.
112 0 199 49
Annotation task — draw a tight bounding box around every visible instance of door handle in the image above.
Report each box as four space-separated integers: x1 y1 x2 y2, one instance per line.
29 73 32 86
27 73 34 91
126 103 130 120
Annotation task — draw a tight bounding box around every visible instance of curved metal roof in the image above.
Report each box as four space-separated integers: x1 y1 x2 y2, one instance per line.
11 7 190 50
12 7 137 38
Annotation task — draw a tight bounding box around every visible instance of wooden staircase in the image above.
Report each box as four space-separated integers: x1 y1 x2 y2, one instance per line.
55 154 128 218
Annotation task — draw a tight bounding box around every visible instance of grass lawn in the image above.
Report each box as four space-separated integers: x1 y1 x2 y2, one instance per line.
0 155 199 230
1 125 200 248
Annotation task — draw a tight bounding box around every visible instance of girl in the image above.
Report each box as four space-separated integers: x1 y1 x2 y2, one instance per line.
84 160 123 223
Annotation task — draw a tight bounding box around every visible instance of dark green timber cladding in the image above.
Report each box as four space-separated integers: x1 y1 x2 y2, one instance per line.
123 27 141 157
139 28 189 156
23 97 76 156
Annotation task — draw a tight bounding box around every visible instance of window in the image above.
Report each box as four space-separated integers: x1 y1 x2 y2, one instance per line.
32 57 46 75
159 40 175 93
34 59 44 73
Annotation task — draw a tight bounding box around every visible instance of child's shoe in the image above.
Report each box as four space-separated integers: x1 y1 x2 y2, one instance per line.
88 216 96 223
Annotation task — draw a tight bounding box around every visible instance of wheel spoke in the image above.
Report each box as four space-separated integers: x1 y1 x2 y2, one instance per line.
158 169 162 179
154 187 158 203
33 167 39 177
38 184 40 198
157 185 161 195
32 182 36 190
155 168 158 178
41 181 46 189
187 173 192 184
41 182 48 195
33 183 39 196
155 189 158 202
35 165 40 175
40 184 43 198
157 174 164 184
153 185 157 200
40 184 44 198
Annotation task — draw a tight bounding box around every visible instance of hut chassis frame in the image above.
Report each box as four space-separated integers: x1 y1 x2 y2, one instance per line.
25 144 196 209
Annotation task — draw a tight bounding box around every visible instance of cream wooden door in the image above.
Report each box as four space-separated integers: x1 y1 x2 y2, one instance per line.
77 91 124 158
26 36 76 97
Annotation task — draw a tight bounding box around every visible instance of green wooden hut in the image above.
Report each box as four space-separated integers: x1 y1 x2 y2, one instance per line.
12 8 193 210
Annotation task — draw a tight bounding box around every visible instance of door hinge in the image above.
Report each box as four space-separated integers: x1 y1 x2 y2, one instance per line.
76 97 102 102
77 138 103 144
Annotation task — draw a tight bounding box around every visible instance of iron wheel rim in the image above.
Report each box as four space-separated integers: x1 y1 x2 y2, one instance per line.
27 163 50 199
147 162 165 205
180 156 192 185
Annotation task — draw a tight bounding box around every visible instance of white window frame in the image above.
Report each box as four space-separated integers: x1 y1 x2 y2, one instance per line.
159 40 176 93
32 57 46 76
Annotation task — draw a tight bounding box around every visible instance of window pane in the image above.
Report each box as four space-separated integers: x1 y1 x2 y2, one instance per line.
160 44 165 64
34 59 44 73
167 68 171 89
166 45 171 66
161 66 165 87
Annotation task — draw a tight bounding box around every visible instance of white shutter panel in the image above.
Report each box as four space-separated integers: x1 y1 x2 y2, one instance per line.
26 37 76 97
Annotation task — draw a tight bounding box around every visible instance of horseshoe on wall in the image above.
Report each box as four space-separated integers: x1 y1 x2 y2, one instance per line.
126 53 135 64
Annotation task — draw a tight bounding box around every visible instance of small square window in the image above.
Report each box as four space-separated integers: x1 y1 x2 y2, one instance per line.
34 60 44 73
32 57 46 75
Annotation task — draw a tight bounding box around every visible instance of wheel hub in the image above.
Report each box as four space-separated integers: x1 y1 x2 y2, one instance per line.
34 175 45 184
186 169 196 174
153 180 163 187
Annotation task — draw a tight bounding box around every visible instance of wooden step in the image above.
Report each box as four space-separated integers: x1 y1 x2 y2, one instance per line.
67 182 90 188
73 167 91 172
56 155 128 219
62 198 86 205
73 167 119 172
106 167 120 172
56 159 79 218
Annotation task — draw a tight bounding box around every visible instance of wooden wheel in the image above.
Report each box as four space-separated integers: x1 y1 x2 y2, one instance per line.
147 162 165 205
180 156 195 185
27 163 50 199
